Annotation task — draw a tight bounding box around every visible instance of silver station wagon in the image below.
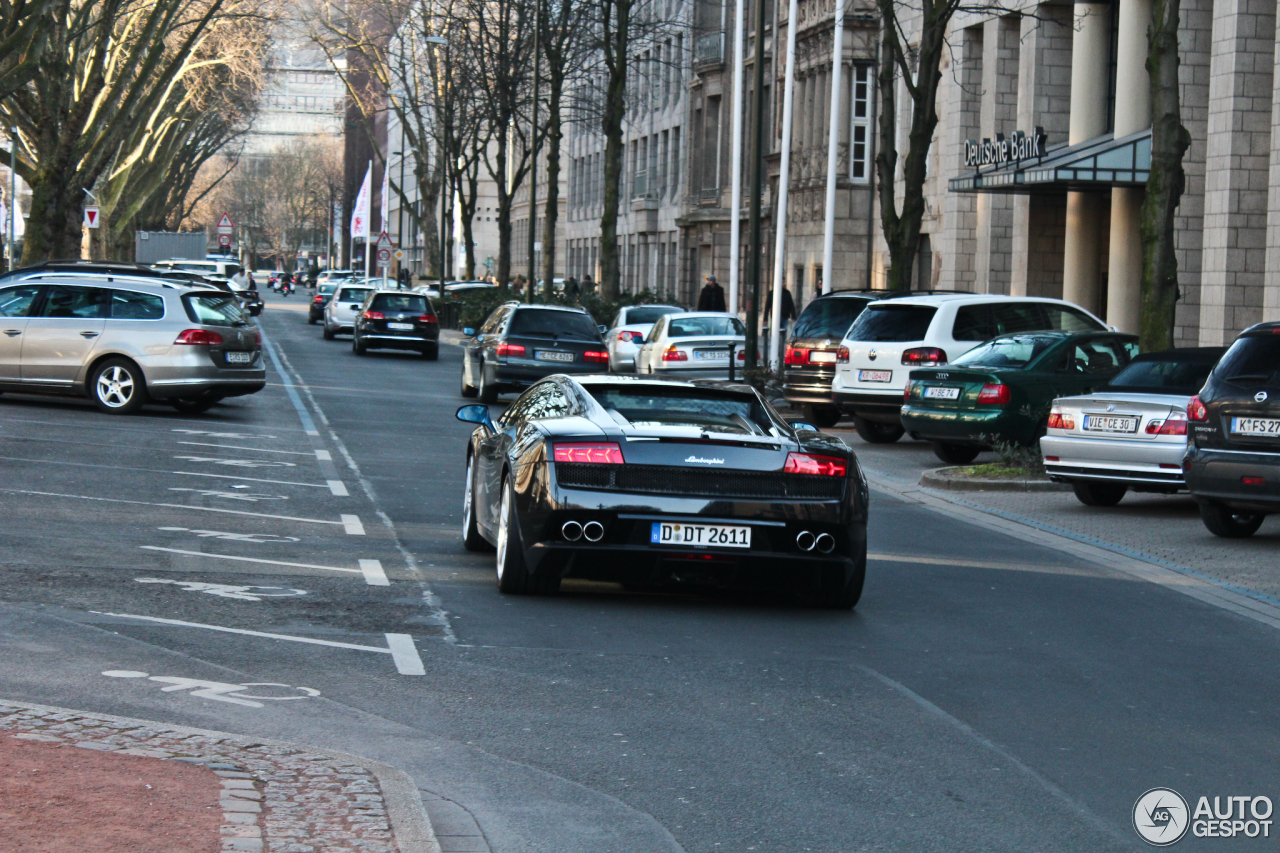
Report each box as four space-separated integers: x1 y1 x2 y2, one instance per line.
0 277 266 415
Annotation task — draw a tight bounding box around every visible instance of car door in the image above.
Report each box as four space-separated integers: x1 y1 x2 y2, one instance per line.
638 316 663 373
0 284 40 381
21 284 110 385
477 386 530 531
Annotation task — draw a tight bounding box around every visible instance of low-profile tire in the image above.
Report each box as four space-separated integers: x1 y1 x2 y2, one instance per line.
421 345 439 361
90 358 148 415
323 325 335 341
477 364 498 404
308 315 317 325
1072 481 1128 507
495 476 531 593
804 405 842 429
932 441 981 465
1199 501 1266 538
352 333 366 355
171 397 221 415
816 539 866 610
460 370 478 398
852 416 904 444
462 454 493 552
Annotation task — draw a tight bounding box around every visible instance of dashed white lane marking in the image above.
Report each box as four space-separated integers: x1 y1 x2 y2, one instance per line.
0 488 348 526
139 546 363 575
385 633 425 675
173 472 330 488
172 429 278 439
176 442 316 456
341 514 365 535
174 456 297 468
315 449 332 461
169 488 286 502
359 559 389 586
328 480 349 496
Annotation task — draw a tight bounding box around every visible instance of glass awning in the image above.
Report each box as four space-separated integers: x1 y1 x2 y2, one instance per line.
948 128 1151 194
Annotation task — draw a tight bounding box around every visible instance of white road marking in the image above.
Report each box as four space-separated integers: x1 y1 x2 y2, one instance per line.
169 488 286 502
135 578 307 601
385 633 425 675
172 471 329 488
315 449 332 461
101 669 320 707
328 480 349 496
139 546 364 575
177 442 315 456
174 455 297 468
0 488 346 525
172 429 278 439
359 559 389 586
156 527 300 543
341 514 365 535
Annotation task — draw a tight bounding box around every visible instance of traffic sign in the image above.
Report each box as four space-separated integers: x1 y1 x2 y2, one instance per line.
218 234 231 248
217 212 234 234
376 231 392 249
84 206 100 229
376 231 392 270
393 249 404 261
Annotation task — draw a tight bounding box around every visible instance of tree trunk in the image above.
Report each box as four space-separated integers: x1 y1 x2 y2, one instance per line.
599 5 628 302
541 61 562 298
459 164 479 279
1140 0 1190 350
21 146 86 263
494 132 512 289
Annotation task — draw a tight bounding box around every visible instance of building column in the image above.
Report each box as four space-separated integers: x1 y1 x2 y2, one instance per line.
973 16 1020 294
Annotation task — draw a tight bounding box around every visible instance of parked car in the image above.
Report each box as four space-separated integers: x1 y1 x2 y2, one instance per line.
1185 322 1280 537
352 290 439 359
1041 348 1225 506
411 284 442 299
316 269 353 287
309 283 338 324
322 283 376 339
901 330 1139 464
443 281 497 296
832 294 1109 443
784 290 893 428
0 277 265 415
605 304 684 373
0 260 166 284
460 303 608 402
635 312 747 380
152 259 243 279
455 375 868 607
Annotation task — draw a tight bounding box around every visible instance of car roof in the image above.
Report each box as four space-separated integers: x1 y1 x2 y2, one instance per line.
861 293 1085 307
624 303 682 310
12 274 202 292
984 329 1135 343
510 303 592 314
1129 347 1226 362
668 311 740 318
571 374 752 392
370 289 428 296
1241 320 1280 336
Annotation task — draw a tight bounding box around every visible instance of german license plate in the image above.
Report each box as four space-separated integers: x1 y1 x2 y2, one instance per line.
387 322 414 331
1232 417 1280 436
1083 414 1139 433
651 522 751 548
924 386 960 400
694 349 728 360
536 350 574 362
808 351 837 364
859 370 892 382
225 351 253 364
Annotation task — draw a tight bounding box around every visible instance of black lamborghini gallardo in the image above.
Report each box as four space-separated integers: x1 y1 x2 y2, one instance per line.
457 375 869 608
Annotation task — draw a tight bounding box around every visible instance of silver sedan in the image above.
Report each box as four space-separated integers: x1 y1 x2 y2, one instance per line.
635 312 747 380
605 303 684 372
1041 348 1224 505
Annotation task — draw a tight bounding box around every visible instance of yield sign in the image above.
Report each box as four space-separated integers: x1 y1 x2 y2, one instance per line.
84 206 100 229
217 212 234 234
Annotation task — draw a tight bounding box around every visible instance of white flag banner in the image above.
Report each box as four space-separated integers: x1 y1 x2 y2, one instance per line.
379 161 389 235
333 202 342 242
0 200 6 234
350 163 371 238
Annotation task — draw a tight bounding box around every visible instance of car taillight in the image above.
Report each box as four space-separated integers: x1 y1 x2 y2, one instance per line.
553 442 624 464
1147 412 1188 436
313 295 324 303
252 331 262 346
583 350 609 363
174 329 224 345
662 346 688 361
903 381 913 402
496 342 525 357
977 383 1011 405
836 346 850 363
784 452 848 476
363 311 385 320
1187 395 1208 421
1047 408 1075 430
902 347 947 366
785 346 807 365
618 331 643 343
737 349 746 360
418 314 438 323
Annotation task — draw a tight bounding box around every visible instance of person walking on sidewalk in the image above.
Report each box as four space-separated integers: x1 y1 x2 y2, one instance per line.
697 275 726 312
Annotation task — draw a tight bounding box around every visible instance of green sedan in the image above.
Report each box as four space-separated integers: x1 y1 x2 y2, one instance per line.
901 331 1139 464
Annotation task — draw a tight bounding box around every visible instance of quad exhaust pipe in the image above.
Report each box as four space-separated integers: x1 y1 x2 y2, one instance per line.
561 521 583 541
583 521 605 542
796 531 835 553
562 520 605 542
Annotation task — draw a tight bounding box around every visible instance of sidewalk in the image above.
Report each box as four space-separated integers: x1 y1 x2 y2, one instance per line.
0 700 439 853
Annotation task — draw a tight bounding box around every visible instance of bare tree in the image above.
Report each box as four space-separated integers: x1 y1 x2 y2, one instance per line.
538 0 588 295
0 0 56 101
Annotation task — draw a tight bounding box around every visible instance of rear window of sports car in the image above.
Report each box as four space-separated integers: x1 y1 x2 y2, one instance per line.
585 386 778 435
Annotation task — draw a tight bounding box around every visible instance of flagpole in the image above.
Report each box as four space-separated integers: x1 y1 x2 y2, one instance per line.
821 0 844 295
769 0 799 369
365 160 372 280
727 0 745 314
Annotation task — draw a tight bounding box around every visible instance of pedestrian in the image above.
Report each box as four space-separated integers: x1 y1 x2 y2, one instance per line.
581 274 595 294
764 284 797 336
513 274 526 294
230 268 250 292
398 268 411 290
696 274 726 312
565 275 579 299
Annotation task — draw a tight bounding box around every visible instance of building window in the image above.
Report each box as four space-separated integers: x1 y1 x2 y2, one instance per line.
850 64 874 183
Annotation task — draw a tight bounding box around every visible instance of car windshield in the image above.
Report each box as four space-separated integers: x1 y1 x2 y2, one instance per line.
585 385 778 435
1214 335 1280 383
626 306 682 325
845 305 937 342
667 316 745 337
951 335 1061 368
508 309 600 340
791 298 871 339
182 292 247 327
1106 354 1219 394
318 284 337 295
372 294 428 313
338 288 373 303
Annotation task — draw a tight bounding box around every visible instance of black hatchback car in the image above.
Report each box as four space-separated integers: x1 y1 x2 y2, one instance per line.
352 290 439 359
783 291 886 427
1185 322 1280 537
461 303 608 402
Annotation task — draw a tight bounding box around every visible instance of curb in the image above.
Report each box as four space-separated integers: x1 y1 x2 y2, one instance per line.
0 698 441 853
920 466 1070 492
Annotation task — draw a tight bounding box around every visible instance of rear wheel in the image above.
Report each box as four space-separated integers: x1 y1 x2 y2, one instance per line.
462 455 492 552
816 539 866 610
323 325 335 341
853 416 904 444
1199 501 1266 538
477 363 498 403
803 405 842 429
352 333 367 355
90 358 148 415
1071 481 1128 507
932 442 981 465
308 315 317 325
421 344 439 361
495 475 558 594
171 397 221 415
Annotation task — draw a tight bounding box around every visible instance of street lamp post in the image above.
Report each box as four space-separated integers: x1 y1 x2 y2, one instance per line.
526 0 541 303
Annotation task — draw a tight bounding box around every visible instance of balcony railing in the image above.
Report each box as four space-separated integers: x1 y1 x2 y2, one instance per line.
694 32 724 68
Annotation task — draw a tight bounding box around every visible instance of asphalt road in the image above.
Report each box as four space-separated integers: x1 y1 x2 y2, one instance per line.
1 290 1278 852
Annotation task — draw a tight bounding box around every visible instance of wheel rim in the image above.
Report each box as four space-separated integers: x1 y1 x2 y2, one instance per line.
463 458 475 537
496 481 510 580
96 366 135 408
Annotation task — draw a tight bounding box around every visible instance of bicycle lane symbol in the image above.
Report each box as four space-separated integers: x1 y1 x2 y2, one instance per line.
101 671 320 708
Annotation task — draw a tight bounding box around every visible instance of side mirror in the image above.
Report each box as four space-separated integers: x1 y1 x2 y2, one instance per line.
456 404 494 432
463 327 476 336
787 420 820 432
598 324 608 335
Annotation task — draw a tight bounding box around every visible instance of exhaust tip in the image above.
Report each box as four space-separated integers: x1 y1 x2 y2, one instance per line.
795 531 816 552
561 520 583 542
583 521 605 542
815 532 835 553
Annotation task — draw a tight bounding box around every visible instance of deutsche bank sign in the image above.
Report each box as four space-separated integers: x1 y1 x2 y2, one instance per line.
963 127 1047 168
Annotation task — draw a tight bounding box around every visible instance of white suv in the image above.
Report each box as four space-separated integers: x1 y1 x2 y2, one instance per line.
831 294 1108 442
